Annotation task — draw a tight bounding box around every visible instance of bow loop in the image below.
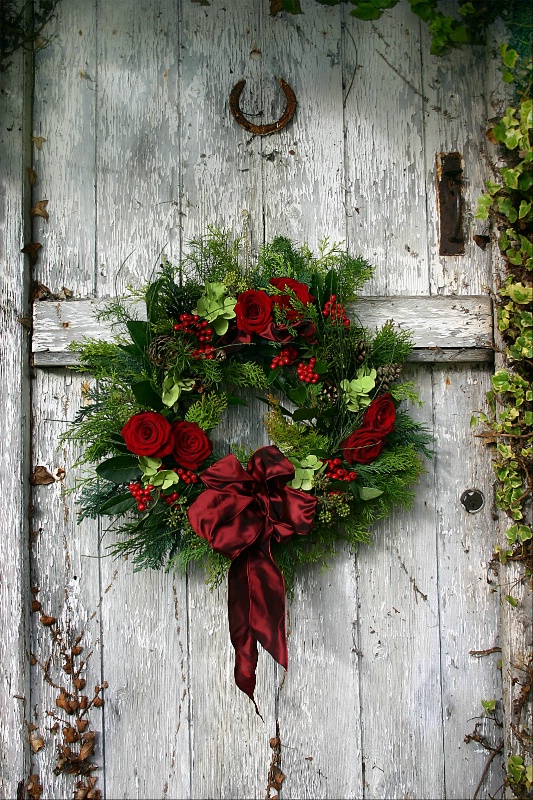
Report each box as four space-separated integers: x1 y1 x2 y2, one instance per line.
187 445 317 711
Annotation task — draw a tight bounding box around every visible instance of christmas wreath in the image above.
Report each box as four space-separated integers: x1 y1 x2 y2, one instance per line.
66 230 431 710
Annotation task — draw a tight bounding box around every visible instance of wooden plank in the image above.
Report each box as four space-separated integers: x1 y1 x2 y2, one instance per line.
343 4 429 297
0 15 32 798
29 4 104 797
419 18 504 796
179 1 277 796
31 294 493 365
432 363 503 798
94 2 191 797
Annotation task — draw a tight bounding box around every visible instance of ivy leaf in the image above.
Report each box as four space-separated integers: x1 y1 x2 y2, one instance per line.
506 283 533 305
292 407 318 421
96 455 141 484
518 200 532 219
505 595 518 607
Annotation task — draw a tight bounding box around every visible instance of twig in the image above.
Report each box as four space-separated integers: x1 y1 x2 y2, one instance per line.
472 741 503 800
470 646 502 658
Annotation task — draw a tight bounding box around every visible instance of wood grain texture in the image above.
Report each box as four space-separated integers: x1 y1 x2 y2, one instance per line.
94 2 190 797
432 364 502 797
0 26 32 800
343 4 429 296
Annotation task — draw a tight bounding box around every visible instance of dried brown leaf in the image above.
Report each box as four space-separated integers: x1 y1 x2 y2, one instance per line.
74 677 86 690
76 719 88 733
30 200 49 220
79 696 88 710
63 726 79 743
56 691 74 714
71 645 83 656
21 242 42 266
31 466 55 486
30 281 51 301
31 136 46 150
40 614 57 626
30 733 45 753
27 167 37 186
78 738 95 762
31 600 42 612
63 661 73 674
27 773 43 800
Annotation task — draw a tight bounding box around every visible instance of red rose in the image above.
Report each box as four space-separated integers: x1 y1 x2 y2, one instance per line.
122 412 174 457
172 421 213 470
363 393 396 435
262 318 317 344
340 428 384 465
269 277 314 321
234 290 274 336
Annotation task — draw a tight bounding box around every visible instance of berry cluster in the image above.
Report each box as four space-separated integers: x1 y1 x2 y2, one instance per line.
175 468 199 485
173 314 214 343
270 346 299 370
128 482 154 512
322 295 350 328
296 357 320 384
323 458 357 482
164 491 180 507
191 344 215 360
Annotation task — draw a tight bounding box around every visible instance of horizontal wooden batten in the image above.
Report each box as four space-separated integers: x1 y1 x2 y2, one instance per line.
31 295 493 367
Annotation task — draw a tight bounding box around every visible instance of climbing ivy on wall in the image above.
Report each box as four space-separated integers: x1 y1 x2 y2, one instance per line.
271 0 513 55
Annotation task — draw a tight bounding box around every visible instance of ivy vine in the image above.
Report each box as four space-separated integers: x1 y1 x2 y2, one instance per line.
473 45 532 799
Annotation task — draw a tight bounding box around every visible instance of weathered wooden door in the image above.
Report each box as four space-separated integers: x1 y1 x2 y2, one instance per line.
2 1 509 797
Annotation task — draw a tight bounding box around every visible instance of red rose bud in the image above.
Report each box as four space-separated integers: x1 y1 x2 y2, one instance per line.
122 412 174 457
363 393 396 435
234 290 274 336
340 428 384 465
171 420 213 471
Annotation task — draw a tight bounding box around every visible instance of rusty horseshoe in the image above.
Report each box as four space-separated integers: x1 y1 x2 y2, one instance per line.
229 79 297 136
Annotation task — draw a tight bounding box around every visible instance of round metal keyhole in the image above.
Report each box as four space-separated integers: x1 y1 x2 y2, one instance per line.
460 489 485 514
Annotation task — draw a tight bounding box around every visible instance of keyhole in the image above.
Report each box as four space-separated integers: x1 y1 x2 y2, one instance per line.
460 489 485 513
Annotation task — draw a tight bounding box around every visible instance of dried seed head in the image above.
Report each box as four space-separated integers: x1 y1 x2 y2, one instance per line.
76 719 89 733
31 600 42 612
40 615 57 627
74 677 86 690
71 645 83 656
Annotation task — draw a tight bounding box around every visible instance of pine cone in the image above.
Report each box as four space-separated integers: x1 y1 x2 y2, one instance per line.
319 383 338 405
147 335 173 367
355 340 367 364
375 363 402 392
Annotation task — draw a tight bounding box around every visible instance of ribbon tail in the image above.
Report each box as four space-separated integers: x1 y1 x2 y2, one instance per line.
228 545 288 714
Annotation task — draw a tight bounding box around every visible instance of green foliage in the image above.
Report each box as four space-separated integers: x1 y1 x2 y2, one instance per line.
473 51 532 546
370 322 414 367
222 361 268 388
274 0 504 57
0 0 59 72
183 227 241 284
185 392 228 432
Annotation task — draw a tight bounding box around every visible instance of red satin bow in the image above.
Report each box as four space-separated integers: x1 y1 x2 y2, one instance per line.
187 445 317 711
